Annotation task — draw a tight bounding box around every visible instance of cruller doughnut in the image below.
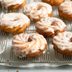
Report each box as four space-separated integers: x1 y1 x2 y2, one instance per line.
24 2 52 22
12 33 48 58
53 31 72 56
42 0 64 6
35 17 66 37
0 0 26 11
58 1 72 21
0 13 30 34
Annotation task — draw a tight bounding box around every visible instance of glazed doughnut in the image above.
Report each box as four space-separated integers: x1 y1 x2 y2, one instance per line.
12 33 48 58
35 17 66 37
58 1 72 21
42 0 64 6
0 0 26 11
0 13 30 34
24 2 52 22
53 31 72 56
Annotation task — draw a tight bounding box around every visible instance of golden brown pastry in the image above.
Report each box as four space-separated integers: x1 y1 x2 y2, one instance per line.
53 31 72 56
0 13 30 34
58 1 72 21
35 17 66 37
24 2 52 22
12 33 48 58
42 0 64 6
0 0 26 11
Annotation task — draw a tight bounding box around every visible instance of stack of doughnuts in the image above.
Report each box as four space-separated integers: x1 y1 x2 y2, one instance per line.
1 0 72 59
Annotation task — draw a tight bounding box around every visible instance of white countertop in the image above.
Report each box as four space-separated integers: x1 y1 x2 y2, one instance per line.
0 65 72 72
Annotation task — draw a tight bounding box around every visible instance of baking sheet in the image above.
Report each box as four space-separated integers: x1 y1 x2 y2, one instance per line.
0 0 72 67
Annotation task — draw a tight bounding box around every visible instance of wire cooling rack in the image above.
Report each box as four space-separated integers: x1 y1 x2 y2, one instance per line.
0 0 72 67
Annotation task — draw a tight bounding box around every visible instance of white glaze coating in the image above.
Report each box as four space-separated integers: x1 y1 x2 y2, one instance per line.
35 17 66 34
24 2 52 20
0 13 30 28
59 1 72 14
1 0 24 7
53 31 72 50
12 33 47 57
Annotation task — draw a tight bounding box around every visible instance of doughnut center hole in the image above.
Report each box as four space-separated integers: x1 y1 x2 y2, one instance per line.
51 21 58 26
28 37 32 42
70 37 72 42
13 17 19 21
37 5 43 10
